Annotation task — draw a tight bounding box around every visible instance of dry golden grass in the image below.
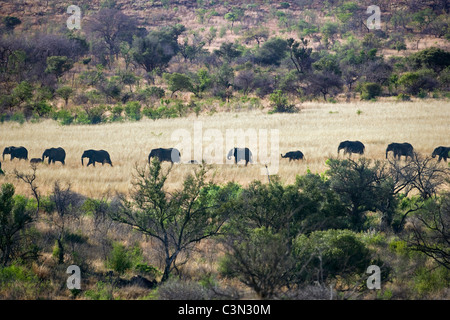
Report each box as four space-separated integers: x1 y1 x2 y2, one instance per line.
1 99 449 197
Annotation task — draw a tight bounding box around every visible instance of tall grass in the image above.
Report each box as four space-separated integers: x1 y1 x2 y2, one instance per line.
1 100 449 196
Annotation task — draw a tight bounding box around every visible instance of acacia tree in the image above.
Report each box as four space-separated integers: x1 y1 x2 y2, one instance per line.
109 159 235 282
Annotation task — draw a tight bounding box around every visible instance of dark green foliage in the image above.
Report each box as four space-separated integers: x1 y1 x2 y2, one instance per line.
45 56 74 82
0 184 37 266
124 101 141 121
268 90 297 113
409 47 450 73
293 229 372 284
399 69 439 96
360 82 382 100
254 37 288 66
325 158 397 231
132 25 185 73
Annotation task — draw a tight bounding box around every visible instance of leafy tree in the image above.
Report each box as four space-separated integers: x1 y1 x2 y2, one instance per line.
321 21 339 47
293 229 373 287
408 47 450 73
45 56 73 82
214 42 242 63
326 158 397 231
399 69 439 96
254 37 288 66
412 8 436 32
242 27 269 47
164 72 193 97
287 37 313 74
132 25 185 73
11 81 33 107
56 86 73 107
0 184 36 266
109 160 235 282
360 82 382 100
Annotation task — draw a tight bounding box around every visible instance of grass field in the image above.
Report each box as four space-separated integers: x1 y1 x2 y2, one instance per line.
1 99 449 197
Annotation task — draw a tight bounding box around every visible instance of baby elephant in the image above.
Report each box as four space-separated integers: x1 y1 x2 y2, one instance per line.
281 150 304 161
30 158 43 164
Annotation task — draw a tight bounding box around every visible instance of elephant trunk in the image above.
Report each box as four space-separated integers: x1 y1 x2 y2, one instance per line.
386 149 389 159
81 157 84 166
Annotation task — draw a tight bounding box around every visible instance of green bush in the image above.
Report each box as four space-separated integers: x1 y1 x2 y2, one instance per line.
11 111 25 124
106 243 133 275
124 101 141 121
106 242 143 275
268 90 297 113
397 93 411 101
293 229 373 284
54 109 74 125
360 82 382 100
0 265 46 299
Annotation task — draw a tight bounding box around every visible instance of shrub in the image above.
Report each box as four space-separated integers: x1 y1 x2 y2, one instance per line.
396 93 411 101
54 109 74 125
124 101 141 121
268 90 297 113
106 243 134 275
11 111 25 124
108 104 124 122
360 82 382 100
293 229 373 285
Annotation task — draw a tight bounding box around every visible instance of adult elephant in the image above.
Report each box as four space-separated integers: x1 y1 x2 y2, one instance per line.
3 146 28 161
227 147 253 166
386 142 414 160
42 147 66 165
81 150 112 167
338 140 365 156
431 146 450 162
281 150 304 161
148 148 181 164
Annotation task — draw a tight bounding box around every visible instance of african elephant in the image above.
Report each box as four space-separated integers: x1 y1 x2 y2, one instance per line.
386 142 414 160
42 147 66 165
81 149 112 167
431 146 450 162
227 147 253 166
30 158 43 164
148 148 181 164
3 146 28 161
338 140 365 156
281 150 304 161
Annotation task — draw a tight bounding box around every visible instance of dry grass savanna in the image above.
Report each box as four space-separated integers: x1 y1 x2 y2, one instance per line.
1 99 449 197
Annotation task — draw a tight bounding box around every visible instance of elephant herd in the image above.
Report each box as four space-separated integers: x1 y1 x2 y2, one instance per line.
1 146 112 167
281 140 449 163
0 142 449 169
